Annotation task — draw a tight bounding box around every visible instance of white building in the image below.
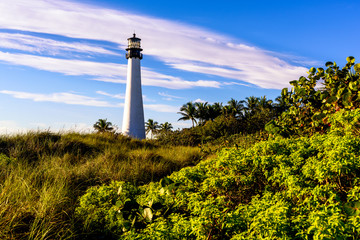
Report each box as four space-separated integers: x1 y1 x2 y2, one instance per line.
122 34 146 139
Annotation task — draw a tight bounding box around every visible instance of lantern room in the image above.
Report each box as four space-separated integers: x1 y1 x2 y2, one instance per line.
126 33 143 59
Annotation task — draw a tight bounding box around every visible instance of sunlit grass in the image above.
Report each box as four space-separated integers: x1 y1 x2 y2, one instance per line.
0 131 203 239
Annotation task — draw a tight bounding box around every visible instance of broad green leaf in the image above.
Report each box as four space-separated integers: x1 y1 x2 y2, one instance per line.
160 177 174 187
346 56 355 63
116 200 123 208
281 88 288 96
336 88 345 98
344 201 360 216
354 63 360 73
290 80 298 86
317 68 324 73
325 61 333 67
312 112 326 121
349 81 358 91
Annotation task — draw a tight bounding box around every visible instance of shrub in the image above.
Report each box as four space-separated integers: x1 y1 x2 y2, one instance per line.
266 57 360 137
76 110 360 239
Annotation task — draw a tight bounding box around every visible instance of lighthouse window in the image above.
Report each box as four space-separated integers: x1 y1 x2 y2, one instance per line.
128 41 140 48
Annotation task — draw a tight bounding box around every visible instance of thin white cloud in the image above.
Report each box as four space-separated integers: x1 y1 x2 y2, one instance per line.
0 51 221 89
96 90 155 102
0 90 114 107
96 90 125 99
0 0 308 89
144 104 179 113
0 51 125 77
194 98 207 103
0 90 178 113
158 92 184 100
0 32 118 56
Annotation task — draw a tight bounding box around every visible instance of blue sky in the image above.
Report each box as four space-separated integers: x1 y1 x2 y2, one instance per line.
0 0 359 134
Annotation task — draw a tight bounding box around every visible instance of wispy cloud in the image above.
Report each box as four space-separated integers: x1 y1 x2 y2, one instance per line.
0 32 118 56
194 98 207 103
96 90 125 99
144 104 179 113
0 51 221 89
0 90 115 107
0 0 308 89
0 90 178 113
158 92 184 101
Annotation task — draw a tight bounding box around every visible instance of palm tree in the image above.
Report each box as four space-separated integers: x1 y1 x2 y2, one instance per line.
244 96 260 116
227 98 245 118
93 119 114 133
258 96 273 110
209 102 223 121
194 102 208 125
145 119 159 139
178 102 197 127
160 122 173 132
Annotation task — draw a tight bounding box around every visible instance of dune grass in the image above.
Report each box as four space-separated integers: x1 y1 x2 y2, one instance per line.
0 131 203 239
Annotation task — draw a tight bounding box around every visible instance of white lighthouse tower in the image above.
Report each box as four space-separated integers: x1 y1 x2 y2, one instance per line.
122 34 146 139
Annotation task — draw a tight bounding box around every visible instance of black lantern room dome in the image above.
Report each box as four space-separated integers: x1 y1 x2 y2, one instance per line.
126 33 143 59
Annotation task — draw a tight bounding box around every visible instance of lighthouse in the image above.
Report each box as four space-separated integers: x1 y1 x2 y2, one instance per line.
122 34 146 139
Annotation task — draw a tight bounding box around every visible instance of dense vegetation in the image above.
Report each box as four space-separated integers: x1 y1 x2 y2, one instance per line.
156 96 284 146
76 109 360 239
74 57 360 239
2 57 360 239
266 56 360 137
0 132 203 239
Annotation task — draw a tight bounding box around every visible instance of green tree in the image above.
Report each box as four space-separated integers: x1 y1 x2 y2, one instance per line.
93 119 114 133
244 96 259 115
178 102 197 127
194 102 209 125
160 122 173 132
209 102 223 121
258 96 273 110
266 56 360 137
145 119 159 139
227 98 245 118
274 95 289 115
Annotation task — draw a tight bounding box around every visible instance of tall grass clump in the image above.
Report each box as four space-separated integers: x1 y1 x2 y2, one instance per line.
0 131 203 239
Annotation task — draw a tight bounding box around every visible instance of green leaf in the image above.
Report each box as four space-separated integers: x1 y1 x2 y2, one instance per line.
289 80 298 86
122 221 132 232
116 200 123 208
354 63 360 73
349 81 358 91
325 61 333 67
336 88 345 98
344 201 360 216
281 88 288 96
346 56 355 63
312 112 326 121
317 68 324 73
320 91 329 101
309 67 316 74
160 177 174 187
342 91 352 106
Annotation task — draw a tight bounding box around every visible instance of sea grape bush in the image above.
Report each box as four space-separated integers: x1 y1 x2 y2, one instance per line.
266 57 360 137
76 110 360 239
